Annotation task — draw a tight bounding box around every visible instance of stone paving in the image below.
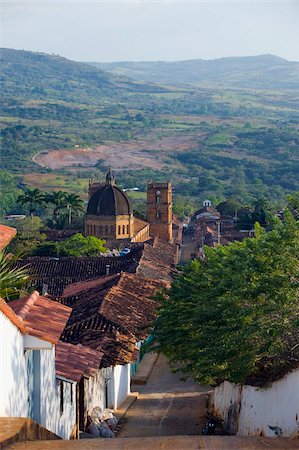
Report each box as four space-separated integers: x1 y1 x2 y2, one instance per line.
117 353 210 438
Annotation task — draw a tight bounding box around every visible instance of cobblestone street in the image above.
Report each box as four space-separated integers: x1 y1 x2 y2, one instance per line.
117 354 210 437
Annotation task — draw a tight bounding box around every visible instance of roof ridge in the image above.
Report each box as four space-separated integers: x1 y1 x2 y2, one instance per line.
0 297 27 334
17 290 40 320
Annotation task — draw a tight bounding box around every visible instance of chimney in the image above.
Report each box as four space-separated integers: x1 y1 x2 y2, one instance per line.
42 283 48 296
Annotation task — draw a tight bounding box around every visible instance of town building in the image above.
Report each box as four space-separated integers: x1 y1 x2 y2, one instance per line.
85 169 149 245
85 170 178 246
147 182 173 242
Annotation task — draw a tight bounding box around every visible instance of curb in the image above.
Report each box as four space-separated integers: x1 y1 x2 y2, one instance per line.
115 392 139 422
131 352 159 385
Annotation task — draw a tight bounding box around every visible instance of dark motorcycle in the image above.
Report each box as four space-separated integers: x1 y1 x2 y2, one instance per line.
202 416 223 435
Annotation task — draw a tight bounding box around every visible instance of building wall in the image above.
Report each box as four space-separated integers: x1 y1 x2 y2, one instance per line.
0 311 29 417
131 224 150 243
112 364 131 410
85 214 134 240
84 366 113 415
147 182 172 242
40 348 76 440
214 370 299 437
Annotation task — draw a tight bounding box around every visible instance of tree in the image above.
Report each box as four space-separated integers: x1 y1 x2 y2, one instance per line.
237 198 274 230
8 217 47 256
54 233 107 257
0 252 29 301
216 198 240 218
45 191 67 218
153 212 299 385
17 188 46 217
286 192 299 219
55 193 84 227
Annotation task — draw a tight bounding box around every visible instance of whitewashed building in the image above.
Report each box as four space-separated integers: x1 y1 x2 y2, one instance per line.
0 292 79 439
214 369 299 438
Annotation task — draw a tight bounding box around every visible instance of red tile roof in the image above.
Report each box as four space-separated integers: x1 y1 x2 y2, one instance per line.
9 291 71 344
13 247 143 297
55 341 103 382
61 270 168 366
0 297 27 334
0 224 17 251
133 218 149 235
63 274 119 298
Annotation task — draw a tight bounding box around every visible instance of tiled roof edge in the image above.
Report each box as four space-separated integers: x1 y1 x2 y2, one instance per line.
17 290 40 320
0 298 27 334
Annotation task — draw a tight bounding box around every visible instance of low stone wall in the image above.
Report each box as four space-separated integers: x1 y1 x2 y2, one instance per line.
214 368 299 437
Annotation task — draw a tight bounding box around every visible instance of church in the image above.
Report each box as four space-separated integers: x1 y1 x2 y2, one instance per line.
85 169 173 246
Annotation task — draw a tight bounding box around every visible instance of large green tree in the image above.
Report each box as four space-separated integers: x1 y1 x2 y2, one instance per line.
34 233 107 257
8 217 47 256
153 212 299 385
55 193 84 227
17 188 46 218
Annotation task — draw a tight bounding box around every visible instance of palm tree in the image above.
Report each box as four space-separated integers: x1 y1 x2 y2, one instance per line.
65 193 84 226
0 252 29 301
56 193 84 227
17 188 46 218
45 191 68 220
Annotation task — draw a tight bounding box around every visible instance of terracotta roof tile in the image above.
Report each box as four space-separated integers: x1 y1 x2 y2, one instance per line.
133 218 149 236
9 291 71 344
0 297 27 334
61 270 168 366
0 224 16 251
62 274 120 299
13 247 143 297
55 341 103 382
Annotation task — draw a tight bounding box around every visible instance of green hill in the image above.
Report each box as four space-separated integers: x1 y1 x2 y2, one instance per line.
0 48 298 216
0 47 166 104
89 55 299 90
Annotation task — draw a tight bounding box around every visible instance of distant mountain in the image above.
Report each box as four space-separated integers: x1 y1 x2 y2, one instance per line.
88 55 299 90
0 48 166 104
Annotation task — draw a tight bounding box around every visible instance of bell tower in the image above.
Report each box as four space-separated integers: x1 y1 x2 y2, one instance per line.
147 182 172 242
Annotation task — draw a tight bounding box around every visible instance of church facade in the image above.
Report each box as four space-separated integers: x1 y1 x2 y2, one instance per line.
85 170 173 246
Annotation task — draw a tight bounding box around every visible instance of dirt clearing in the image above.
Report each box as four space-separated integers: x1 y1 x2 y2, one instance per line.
33 134 197 171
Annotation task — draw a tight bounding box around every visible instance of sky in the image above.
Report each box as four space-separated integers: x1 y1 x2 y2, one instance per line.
1 1 299 62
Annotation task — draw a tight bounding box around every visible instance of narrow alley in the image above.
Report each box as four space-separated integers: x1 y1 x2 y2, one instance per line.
117 354 210 438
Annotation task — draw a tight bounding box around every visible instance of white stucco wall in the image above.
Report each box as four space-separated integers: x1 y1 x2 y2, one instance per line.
40 348 76 439
113 364 131 410
214 369 299 437
85 366 113 415
0 312 76 439
0 311 28 417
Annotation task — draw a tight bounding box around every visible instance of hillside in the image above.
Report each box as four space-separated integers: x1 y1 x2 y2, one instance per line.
89 55 299 90
0 48 166 104
1 48 299 217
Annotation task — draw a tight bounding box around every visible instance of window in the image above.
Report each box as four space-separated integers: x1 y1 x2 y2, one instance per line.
156 196 161 204
105 225 109 235
156 210 162 219
118 225 121 235
99 225 103 235
122 225 125 234
60 382 64 415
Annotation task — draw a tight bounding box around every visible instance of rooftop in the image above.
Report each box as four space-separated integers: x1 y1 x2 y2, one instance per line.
55 341 103 382
13 247 143 297
0 224 17 251
9 291 71 344
0 297 27 334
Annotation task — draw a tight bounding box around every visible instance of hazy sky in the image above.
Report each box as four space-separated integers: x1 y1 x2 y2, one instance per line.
1 1 299 62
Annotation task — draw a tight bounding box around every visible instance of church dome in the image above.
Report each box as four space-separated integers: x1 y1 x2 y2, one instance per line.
87 171 132 216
